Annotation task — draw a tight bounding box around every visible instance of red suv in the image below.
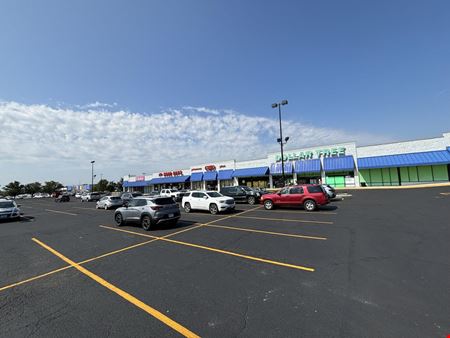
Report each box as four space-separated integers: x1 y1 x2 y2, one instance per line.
260 185 329 211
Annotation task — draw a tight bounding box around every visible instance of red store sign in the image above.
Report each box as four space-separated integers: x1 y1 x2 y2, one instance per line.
204 165 216 171
159 170 183 177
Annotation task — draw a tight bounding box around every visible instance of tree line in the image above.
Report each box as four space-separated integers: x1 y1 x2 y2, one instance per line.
1 179 123 197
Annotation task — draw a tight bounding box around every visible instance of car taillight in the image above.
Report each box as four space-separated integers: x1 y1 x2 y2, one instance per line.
151 206 162 211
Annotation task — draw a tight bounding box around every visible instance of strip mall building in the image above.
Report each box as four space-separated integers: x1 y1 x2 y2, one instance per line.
123 132 450 191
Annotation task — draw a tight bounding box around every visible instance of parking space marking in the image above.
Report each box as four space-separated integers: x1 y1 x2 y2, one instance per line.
232 215 333 224
44 209 78 216
0 224 204 293
72 207 97 210
248 209 337 215
32 238 199 338
100 226 315 272
205 224 327 240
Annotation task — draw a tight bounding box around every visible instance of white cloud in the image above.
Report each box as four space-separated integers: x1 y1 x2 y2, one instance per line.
0 101 391 185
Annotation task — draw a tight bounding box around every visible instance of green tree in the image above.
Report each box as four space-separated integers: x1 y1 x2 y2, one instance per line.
42 181 64 194
95 179 109 192
116 178 123 192
3 181 24 197
105 181 117 192
24 182 42 195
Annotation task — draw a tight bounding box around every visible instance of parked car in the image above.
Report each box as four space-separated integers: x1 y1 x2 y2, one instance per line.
55 194 70 202
120 192 143 205
260 185 329 211
33 193 44 198
0 199 21 221
220 185 260 205
114 196 180 230
182 191 235 214
81 192 101 202
96 196 123 210
143 191 160 197
75 192 82 198
160 189 183 201
321 184 336 199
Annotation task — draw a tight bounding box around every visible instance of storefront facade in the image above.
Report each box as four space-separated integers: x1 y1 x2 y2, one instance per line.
123 132 450 190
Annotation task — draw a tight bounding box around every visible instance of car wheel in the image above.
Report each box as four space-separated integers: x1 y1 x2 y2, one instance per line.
95 204 99 209
104 205 108 210
184 202 191 213
141 215 152 231
209 203 218 215
247 196 256 205
114 213 124 226
303 199 317 211
264 200 274 210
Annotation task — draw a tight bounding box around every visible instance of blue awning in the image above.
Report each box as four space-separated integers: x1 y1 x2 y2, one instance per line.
123 180 152 187
203 171 217 181
270 162 293 175
294 159 321 173
218 169 234 180
323 155 355 172
148 175 190 185
357 150 450 169
232 166 269 178
190 172 203 182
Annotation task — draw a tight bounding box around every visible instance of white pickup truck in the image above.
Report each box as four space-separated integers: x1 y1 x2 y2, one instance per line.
160 189 182 201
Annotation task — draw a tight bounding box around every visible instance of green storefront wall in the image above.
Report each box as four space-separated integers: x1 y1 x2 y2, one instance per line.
359 165 449 186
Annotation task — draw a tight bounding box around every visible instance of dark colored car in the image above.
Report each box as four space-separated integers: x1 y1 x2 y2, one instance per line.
220 186 260 205
120 192 143 205
260 185 329 211
55 194 70 202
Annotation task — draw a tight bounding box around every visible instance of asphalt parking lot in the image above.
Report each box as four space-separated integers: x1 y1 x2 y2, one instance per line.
1 187 449 337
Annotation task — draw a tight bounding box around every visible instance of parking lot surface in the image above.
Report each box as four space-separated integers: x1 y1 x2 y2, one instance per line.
1 187 449 337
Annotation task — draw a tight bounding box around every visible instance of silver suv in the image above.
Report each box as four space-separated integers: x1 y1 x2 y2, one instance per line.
114 197 180 230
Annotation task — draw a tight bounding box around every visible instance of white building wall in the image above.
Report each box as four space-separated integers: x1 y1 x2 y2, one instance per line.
357 132 450 158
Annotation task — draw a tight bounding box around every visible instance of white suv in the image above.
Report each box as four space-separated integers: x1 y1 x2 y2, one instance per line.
182 191 235 214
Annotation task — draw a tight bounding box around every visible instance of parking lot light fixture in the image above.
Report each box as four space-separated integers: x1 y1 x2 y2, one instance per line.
272 100 289 186
91 160 95 192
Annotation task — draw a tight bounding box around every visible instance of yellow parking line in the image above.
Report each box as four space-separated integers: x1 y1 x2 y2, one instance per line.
205 224 327 240
45 209 78 216
251 209 337 215
233 215 333 224
0 224 203 293
100 226 315 272
32 238 199 338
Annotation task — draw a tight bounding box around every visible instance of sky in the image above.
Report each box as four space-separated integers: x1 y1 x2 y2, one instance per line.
0 0 449 186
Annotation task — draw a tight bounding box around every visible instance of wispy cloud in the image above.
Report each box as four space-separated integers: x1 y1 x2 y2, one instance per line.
0 101 391 184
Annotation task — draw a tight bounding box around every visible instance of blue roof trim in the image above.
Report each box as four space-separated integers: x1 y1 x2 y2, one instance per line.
357 150 450 169
123 180 152 187
232 166 269 178
149 175 190 184
203 171 217 181
270 162 293 175
190 172 203 182
294 159 321 173
447 146 450 152
218 169 234 180
323 155 355 172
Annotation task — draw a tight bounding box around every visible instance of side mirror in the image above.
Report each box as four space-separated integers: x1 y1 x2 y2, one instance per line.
277 192 282 196
203 196 208 199
17 204 21 207
124 202 129 208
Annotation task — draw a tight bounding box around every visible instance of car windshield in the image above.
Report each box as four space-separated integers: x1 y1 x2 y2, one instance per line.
153 197 175 205
0 201 14 208
110 197 121 200
241 186 252 191
207 192 222 198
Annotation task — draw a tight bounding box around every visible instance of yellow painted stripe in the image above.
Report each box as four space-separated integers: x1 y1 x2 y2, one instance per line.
205 224 327 240
100 226 315 272
0 224 203 293
233 215 333 224
251 209 337 215
45 209 78 216
32 238 200 338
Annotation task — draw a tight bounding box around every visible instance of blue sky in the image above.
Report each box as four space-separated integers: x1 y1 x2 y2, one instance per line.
1 0 450 184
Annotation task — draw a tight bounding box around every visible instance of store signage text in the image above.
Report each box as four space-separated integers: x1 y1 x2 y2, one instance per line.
136 175 145 181
275 147 346 162
159 170 183 177
204 165 216 171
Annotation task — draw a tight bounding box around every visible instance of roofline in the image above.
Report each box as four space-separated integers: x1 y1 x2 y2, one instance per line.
357 132 450 149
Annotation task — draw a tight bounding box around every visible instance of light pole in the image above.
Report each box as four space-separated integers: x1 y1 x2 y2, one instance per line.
91 160 95 192
271 100 289 186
